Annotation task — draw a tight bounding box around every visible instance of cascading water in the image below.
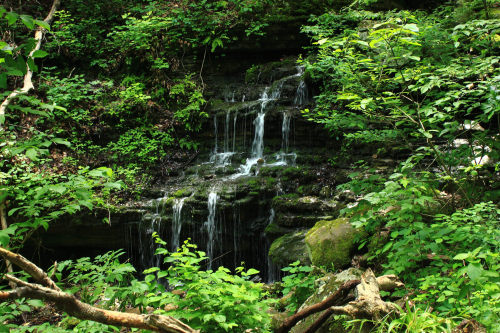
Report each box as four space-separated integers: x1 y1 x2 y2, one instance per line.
135 64 309 281
136 199 165 270
293 66 308 106
232 111 238 152
171 197 186 251
210 112 235 167
265 208 280 282
224 111 230 153
282 113 291 154
206 191 218 270
231 81 288 178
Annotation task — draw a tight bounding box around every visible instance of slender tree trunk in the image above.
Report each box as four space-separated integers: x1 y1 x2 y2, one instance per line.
0 0 61 130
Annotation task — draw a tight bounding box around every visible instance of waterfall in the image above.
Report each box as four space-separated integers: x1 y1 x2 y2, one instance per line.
171 197 186 251
293 65 307 106
281 112 291 154
206 192 218 270
213 115 218 155
137 199 164 270
232 85 284 178
210 112 234 167
294 81 308 105
265 208 280 282
232 111 238 152
224 111 230 153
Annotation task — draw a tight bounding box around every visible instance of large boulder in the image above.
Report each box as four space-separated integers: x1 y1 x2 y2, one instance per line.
269 230 311 267
305 218 361 269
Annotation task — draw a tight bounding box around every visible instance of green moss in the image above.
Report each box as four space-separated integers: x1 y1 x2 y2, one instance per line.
305 218 361 269
172 188 193 198
264 222 289 236
259 165 286 176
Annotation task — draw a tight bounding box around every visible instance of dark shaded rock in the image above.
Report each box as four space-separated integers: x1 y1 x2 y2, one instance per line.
269 230 311 267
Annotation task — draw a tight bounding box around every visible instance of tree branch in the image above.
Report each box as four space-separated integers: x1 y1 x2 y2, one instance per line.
0 246 198 333
277 270 403 333
276 279 360 333
0 0 61 128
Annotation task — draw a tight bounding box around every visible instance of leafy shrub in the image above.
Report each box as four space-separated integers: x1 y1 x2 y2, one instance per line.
280 261 317 313
55 250 136 307
106 127 174 168
137 236 273 332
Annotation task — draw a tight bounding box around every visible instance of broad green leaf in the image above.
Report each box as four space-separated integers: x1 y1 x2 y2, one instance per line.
52 138 71 146
403 23 419 33
34 19 50 30
5 12 19 25
466 262 483 281
31 50 48 58
20 15 34 29
317 38 329 45
25 148 38 160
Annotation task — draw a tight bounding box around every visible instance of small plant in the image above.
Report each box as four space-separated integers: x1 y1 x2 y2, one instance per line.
280 261 317 313
346 303 459 333
55 250 136 307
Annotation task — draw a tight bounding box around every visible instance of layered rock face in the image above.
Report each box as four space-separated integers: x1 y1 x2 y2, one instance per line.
30 52 400 281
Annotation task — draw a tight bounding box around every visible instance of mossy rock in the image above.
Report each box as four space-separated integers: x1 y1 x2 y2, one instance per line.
275 213 333 228
305 218 362 269
272 195 338 215
269 230 311 267
264 222 291 237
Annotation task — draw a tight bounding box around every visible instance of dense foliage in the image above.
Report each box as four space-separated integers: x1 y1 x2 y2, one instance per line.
302 0 499 330
0 0 499 331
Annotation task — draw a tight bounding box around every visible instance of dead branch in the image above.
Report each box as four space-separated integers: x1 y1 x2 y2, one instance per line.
0 246 198 333
276 279 360 333
327 269 400 321
277 269 403 333
0 0 61 128
0 247 61 291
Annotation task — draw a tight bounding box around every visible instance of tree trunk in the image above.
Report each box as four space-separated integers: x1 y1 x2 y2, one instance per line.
0 246 198 333
0 0 61 129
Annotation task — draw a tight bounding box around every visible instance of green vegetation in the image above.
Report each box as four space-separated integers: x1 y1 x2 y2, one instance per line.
301 0 499 330
0 0 499 331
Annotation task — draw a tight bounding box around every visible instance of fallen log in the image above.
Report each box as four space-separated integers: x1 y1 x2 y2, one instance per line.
276 269 403 333
0 246 198 333
276 279 360 333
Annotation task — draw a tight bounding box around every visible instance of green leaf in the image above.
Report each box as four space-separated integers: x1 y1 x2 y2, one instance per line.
25 148 38 160
214 314 226 323
317 38 329 45
453 253 469 260
0 225 17 246
466 262 483 281
403 23 419 33
52 138 71 146
49 184 67 194
34 19 50 30
245 268 259 276
31 50 48 58
27 299 44 307
27 57 38 72
20 15 34 29
5 12 19 25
